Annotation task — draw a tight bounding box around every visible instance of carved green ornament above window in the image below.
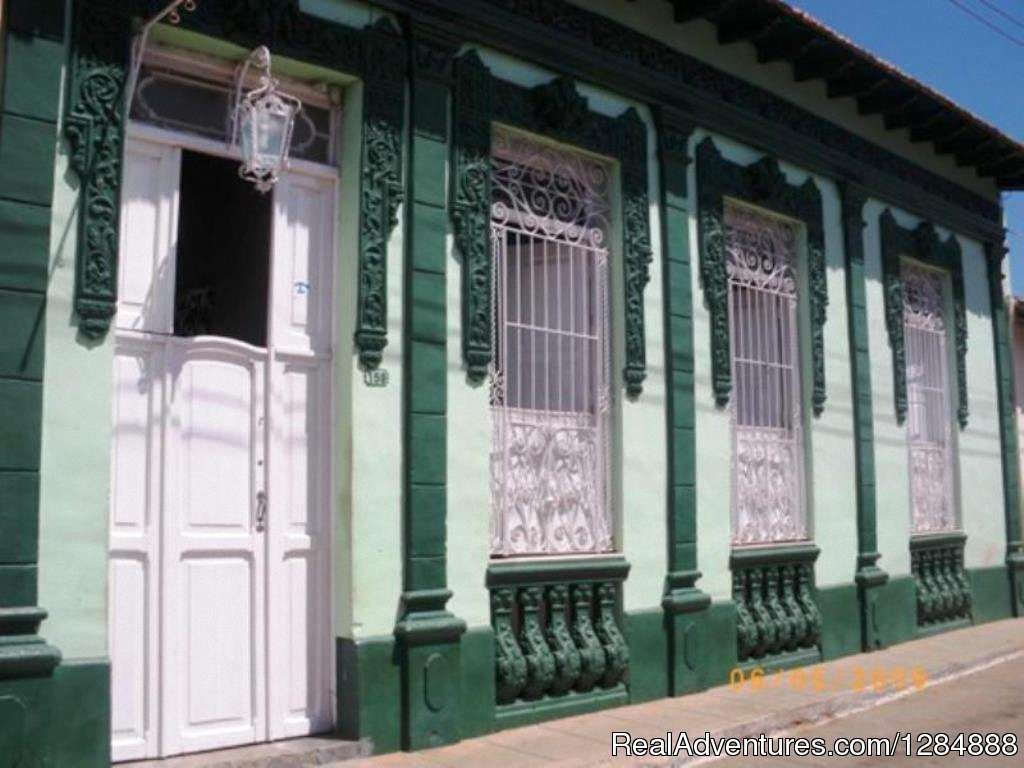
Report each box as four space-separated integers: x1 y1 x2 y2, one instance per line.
879 210 967 428
449 52 653 397
695 137 829 414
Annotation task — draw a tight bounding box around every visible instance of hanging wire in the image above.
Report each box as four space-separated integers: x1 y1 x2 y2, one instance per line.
944 0 1024 49
972 0 1024 32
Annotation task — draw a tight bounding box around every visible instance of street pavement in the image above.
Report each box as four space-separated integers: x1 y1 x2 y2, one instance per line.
707 653 1024 767
335 617 1024 768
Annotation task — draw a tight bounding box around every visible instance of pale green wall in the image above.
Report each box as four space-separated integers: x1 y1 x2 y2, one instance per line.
333 82 406 640
445 47 669 626
958 236 1005 568
689 132 859 600
864 203 1005 576
863 201 912 578
574 0 998 202
37 134 113 660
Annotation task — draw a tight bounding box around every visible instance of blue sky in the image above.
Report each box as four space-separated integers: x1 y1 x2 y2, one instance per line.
787 0 1024 292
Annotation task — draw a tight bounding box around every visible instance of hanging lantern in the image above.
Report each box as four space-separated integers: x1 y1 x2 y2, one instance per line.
232 46 302 193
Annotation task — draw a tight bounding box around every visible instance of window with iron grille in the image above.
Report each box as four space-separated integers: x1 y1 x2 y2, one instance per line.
489 129 613 557
903 262 957 533
726 202 807 545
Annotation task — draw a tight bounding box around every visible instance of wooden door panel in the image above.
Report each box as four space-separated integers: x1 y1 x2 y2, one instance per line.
117 139 180 334
109 339 163 762
162 340 267 756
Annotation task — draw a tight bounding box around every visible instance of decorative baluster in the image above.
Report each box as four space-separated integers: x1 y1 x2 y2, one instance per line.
732 570 757 661
936 547 956 621
545 584 581 695
917 552 933 626
518 586 555 699
796 563 821 646
781 565 806 650
492 587 528 704
954 548 972 619
915 550 929 624
921 550 938 624
748 568 775 657
569 583 606 692
594 583 629 687
765 567 790 653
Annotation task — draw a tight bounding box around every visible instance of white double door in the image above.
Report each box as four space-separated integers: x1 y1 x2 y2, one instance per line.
109 133 337 761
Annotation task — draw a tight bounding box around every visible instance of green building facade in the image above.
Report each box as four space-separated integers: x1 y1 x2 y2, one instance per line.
0 0 1022 764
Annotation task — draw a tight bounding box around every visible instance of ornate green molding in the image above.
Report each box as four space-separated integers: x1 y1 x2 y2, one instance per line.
985 243 1024 616
486 560 629 708
879 210 967 427
64 0 131 339
909 533 971 630
695 137 829 413
449 53 653 396
69 2 405 361
449 52 494 384
354 19 407 370
729 545 821 665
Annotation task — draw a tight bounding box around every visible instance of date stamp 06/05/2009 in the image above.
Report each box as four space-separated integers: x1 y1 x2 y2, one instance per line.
727 664 930 694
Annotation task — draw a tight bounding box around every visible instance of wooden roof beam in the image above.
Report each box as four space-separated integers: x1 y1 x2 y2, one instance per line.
717 8 779 45
953 138 999 167
755 25 814 64
996 173 1024 189
965 145 1018 172
857 82 911 116
937 126 974 155
909 114 962 143
826 70 886 99
883 99 941 130
795 55 853 83
671 0 721 24
790 40 845 81
981 155 1024 179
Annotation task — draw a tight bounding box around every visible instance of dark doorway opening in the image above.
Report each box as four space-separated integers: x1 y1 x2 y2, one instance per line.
173 150 272 347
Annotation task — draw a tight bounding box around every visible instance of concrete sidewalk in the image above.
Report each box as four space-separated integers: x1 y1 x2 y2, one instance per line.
338 617 1024 768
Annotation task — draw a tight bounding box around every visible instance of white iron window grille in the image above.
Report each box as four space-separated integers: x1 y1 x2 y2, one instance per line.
489 129 613 557
903 262 957 533
726 202 808 545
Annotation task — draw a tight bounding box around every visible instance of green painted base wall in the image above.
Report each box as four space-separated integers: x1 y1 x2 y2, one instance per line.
816 584 861 661
872 576 919 649
969 566 1014 624
336 636 402 754
0 661 109 768
458 627 496 739
625 609 669 703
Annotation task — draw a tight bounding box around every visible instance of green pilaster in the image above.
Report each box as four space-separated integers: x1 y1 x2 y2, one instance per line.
394 27 465 751
839 182 888 650
0 0 61 679
655 108 710 696
986 241 1024 616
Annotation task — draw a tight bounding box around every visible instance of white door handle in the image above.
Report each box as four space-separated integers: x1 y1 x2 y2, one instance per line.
255 491 268 532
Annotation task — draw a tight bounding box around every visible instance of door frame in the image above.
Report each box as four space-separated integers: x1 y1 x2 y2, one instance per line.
110 119 341 759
